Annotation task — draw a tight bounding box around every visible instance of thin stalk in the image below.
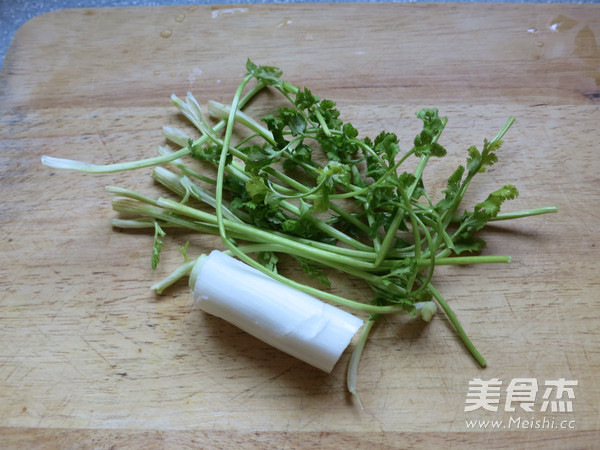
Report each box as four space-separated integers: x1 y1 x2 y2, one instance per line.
41 82 267 174
105 186 160 206
41 147 193 174
110 198 222 234
492 116 515 142
151 259 196 294
416 255 512 267
157 145 216 185
375 206 406 268
347 314 378 408
405 213 435 297
157 198 376 269
329 203 373 236
313 108 332 137
427 282 487 367
208 100 276 146
486 206 558 222
374 154 430 268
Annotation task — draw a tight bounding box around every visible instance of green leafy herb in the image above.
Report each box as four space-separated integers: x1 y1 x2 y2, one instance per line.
41 60 557 404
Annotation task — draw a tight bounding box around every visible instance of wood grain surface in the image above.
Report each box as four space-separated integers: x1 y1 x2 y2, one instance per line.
1 3 599 448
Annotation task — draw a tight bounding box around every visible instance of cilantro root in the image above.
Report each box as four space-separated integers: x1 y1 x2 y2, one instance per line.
41 59 557 404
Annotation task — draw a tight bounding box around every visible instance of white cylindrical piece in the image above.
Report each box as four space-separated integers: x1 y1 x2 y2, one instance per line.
191 250 364 373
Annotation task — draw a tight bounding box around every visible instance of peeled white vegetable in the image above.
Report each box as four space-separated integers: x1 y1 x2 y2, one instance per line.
190 250 364 373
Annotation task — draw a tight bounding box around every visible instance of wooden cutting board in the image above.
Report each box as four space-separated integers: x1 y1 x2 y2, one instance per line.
1 3 599 448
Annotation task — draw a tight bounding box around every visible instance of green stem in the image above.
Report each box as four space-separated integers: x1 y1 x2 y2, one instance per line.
42 82 268 174
111 188 373 262
428 283 487 367
41 147 193 174
208 100 276 146
406 213 435 296
314 108 332 137
347 314 378 408
375 206 406 268
374 155 430 267
151 259 196 293
157 145 216 185
416 255 512 267
492 116 515 143
157 198 376 270
487 206 558 221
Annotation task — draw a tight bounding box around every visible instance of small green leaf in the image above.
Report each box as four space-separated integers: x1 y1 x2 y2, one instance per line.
178 241 190 262
312 193 330 213
246 59 283 86
413 108 447 157
296 258 331 287
452 236 487 254
152 221 166 269
278 108 307 136
261 114 288 149
475 184 519 218
258 251 279 273
343 122 359 139
295 88 320 110
245 176 270 202
190 142 231 166
374 131 400 164
244 144 281 174
437 165 465 211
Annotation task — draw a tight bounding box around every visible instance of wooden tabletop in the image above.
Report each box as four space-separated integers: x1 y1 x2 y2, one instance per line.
1 3 599 448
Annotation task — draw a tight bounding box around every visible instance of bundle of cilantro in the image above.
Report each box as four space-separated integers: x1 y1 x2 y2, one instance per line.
42 60 557 403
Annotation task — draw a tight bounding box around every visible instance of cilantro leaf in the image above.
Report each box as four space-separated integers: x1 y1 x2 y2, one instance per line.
467 138 503 176
318 130 360 164
257 251 279 273
294 88 320 110
374 131 400 164
261 114 289 149
296 258 331 287
152 221 166 269
278 107 307 136
456 184 520 240
245 175 270 202
475 184 519 217
436 165 465 211
243 144 282 174
282 143 313 172
246 59 283 86
452 235 487 255
190 141 231 166
413 108 447 157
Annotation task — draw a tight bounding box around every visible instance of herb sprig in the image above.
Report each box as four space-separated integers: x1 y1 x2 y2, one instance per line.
42 60 557 402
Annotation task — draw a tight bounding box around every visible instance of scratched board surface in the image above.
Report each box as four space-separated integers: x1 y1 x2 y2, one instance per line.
0 4 599 448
